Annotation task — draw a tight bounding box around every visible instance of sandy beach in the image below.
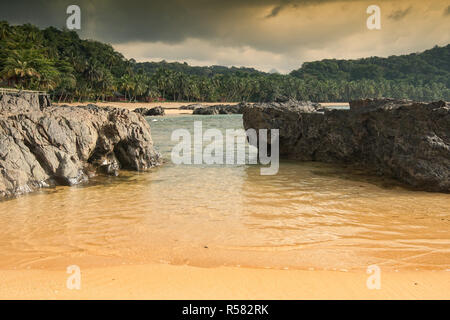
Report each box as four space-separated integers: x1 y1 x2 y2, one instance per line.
54 101 243 116
0 264 448 300
54 101 350 116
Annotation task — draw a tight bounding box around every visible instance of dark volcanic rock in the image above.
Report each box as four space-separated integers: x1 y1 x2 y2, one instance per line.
133 106 165 116
0 92 161 199
192 105 220 115
243 99 450 192
179 103 204 110
192 102 250 115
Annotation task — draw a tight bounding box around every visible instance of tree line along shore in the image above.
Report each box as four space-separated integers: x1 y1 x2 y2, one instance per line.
0 22 449 104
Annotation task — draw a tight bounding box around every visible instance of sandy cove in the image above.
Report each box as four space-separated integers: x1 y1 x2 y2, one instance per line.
0 264 448 299
4 99 446 300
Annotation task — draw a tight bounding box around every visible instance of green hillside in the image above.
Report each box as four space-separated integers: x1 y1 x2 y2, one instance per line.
290 45 450 86
135 61 266 77
0 22 448 102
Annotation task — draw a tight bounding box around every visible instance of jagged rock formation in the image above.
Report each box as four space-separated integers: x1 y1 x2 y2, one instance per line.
133 106 165 116
243 98 450 192
0 92 161 199
192 102 250 115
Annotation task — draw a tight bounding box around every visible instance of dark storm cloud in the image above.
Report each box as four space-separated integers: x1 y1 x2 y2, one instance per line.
264 0 349 18
266 4 285 18
265 0 296 18
0 0 356 43
388 7 412 21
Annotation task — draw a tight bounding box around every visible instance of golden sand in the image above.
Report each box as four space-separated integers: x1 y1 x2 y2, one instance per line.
54 101 241 115
0 264 448 299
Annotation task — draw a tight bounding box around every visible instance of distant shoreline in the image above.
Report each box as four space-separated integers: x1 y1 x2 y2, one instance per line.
54 102 240 115
54 101 350 116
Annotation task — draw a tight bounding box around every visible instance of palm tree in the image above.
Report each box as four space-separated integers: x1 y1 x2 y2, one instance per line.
0 50 41 88
132 73 148 101
119 74 134 101
144 82 160 101
0 21 13 41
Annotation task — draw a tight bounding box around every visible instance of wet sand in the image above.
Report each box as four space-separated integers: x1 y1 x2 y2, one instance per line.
0 264 448 299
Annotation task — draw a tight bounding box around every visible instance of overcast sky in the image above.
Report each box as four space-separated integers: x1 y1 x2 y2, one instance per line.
0 0 449 73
